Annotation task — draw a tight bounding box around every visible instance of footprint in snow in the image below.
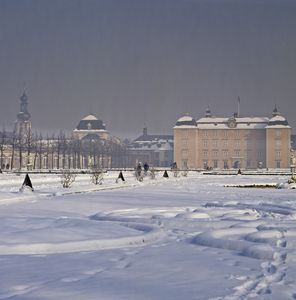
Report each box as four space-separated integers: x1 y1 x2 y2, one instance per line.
116 260 132 269
82 268 105 275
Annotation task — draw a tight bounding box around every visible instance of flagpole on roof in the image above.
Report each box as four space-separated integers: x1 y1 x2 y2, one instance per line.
237 96 240 117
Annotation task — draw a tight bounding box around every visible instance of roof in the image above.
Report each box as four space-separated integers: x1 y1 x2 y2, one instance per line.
82 114 98 121
158 142 173 151
76 114 106 130
134 134 173 142
196 116 269 129
197 117 269 124
266 115 290 128
175 115 197 127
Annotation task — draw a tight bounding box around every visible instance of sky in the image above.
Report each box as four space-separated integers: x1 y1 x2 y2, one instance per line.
0 0 295 138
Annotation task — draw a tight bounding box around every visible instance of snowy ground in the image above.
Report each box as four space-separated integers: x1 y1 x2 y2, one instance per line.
0 171 296 299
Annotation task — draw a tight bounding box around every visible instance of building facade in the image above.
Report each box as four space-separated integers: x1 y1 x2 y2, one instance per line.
174 107 291 170
128 127 173 167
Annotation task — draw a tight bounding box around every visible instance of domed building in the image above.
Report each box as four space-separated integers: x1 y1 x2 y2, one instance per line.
73 114 110 141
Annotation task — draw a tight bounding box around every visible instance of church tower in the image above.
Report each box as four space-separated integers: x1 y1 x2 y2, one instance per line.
14 91 32 138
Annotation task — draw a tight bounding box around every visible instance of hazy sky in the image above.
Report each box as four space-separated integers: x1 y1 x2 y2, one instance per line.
0 0 295 138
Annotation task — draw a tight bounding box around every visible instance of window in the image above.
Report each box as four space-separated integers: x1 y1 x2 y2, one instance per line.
213 160 218 168
212 150 218 157
275 130 281 138
234 140 240 148
203 160 208 169
245 139 251 147
275 151 281 159
212 130 218 138
182 139 188 147
212 140 218 148
203 130 208 138
182 130 189 138
182 160 188 168
235 130 240 137
223 140 228 147
203 140 208 147
258 151 263 159
222 150 228 158
203 150 208 158
234 150 240 157
275 140 281 148
181 149 189 159
224 130 228 138
276 160 281 168
223 160 228 169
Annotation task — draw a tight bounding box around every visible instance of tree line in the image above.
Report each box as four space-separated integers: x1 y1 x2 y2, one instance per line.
0 129 130 170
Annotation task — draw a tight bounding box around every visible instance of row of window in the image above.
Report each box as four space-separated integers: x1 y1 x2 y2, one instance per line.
201 150 267 158
182 138 283 149
202 160 281 169
181 149 282 160
200 139 282 148
181 129 283 139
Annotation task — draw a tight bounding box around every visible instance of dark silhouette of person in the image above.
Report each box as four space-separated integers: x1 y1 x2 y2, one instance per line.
144 163 149 172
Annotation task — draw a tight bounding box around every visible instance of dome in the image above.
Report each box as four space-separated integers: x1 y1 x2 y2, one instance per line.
175 115 196 127
267 115 289 127
76 114 106 130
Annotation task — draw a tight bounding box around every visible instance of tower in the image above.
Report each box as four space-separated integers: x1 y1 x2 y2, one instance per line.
205 105 212 118
14 91 32 138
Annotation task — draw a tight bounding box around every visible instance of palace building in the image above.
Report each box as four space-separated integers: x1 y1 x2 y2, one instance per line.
174 107 291 170
73 114 110 141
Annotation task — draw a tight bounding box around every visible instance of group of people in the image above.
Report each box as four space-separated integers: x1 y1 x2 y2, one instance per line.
135 162 150 177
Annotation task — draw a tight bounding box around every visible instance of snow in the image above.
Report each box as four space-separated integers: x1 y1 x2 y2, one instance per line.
81 114 98 121
268 115 287 122
177 115 195 122
196 116 270 129
0 171 296 299
266 125 291 129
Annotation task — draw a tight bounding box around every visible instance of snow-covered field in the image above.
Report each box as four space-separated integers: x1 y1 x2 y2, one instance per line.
0 171 296 299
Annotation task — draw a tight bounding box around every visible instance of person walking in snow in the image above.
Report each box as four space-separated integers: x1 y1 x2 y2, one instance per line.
135 162 144 181
144 162 149 173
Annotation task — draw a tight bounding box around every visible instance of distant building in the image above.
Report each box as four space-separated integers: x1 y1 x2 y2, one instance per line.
14 91 32 138
128 127 173 167
174 106 291 169
1 101 126 170
73 114 110 141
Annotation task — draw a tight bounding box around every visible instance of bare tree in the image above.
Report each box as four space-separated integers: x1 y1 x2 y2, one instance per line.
25 127 33 170
17 132 24 170
32 132 38 169
0 128 6 169
60 170 76 188
50 134 56 169
37 133 43 169
91 164 104 185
